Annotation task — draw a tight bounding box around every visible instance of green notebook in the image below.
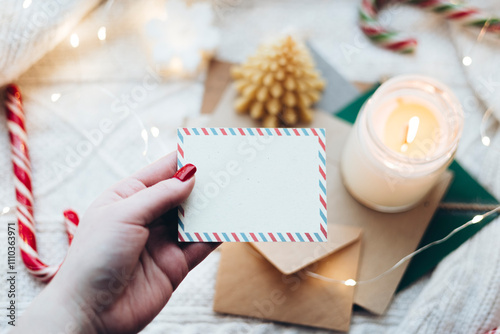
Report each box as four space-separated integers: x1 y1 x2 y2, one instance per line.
334 85 499 290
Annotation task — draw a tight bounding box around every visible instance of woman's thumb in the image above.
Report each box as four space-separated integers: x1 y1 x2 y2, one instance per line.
115 164 196 225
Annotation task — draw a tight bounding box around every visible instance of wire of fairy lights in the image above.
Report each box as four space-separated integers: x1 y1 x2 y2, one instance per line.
306 205 500 287
236 205 500 287
452 17 499 149
237 205 500 288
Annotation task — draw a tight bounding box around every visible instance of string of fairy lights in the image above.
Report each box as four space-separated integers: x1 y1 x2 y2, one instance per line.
21 0 165 155
238 202 500 287
5 0 500 287
305 205 500 287
457 17 498 148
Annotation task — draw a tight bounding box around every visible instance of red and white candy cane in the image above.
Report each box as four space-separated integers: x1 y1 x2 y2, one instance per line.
360 0 500 53
5 84 79 283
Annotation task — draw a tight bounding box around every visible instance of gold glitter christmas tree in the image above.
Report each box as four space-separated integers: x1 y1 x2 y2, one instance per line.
231 36 325 127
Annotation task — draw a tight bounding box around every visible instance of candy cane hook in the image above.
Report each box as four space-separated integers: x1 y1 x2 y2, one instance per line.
360 0 500 53
5 84 79 283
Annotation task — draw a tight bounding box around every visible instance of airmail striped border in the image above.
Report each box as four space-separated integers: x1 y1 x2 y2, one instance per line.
177 127 327 242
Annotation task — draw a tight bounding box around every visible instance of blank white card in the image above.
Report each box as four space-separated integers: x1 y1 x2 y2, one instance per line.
177 127 327 242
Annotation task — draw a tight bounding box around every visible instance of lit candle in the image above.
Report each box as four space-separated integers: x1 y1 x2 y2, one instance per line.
340 75 464 212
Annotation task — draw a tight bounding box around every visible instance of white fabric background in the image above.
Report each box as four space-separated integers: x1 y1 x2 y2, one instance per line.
0 0 100 86
0 0 499 333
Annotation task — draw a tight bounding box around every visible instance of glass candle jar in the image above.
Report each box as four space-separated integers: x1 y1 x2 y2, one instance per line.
340 75 464 213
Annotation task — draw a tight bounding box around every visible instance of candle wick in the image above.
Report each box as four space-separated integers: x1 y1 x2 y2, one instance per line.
401 116 420 153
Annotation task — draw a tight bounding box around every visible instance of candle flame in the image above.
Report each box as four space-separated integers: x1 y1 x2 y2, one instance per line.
406 116 420 144
401 116 420 153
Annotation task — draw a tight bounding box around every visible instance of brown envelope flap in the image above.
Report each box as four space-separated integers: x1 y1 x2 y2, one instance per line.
251 225 362 275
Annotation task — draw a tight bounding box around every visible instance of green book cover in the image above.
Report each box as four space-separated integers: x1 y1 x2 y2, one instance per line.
334 85 499 290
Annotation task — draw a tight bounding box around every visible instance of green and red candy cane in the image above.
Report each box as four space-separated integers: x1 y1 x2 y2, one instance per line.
360 0 500 53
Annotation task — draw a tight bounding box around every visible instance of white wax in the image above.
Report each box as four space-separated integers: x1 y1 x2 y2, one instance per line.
340 128 446 211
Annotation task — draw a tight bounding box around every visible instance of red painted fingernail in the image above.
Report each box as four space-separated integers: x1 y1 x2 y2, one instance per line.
174 164 197 182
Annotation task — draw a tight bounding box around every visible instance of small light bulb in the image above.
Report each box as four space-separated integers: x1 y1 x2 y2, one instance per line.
472 215 483 224
170 57 183 72
482 136 491 147
150 127 160 138
344 279 357 286
2 207 10 214
70 33 80 48
462 56 472 66
51 93 61 102
141 129 148 141
23 0 32 9
97 26 107 41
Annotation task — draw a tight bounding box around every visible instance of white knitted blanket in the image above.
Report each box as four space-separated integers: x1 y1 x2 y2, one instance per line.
0 1 499 333
0 0 100 87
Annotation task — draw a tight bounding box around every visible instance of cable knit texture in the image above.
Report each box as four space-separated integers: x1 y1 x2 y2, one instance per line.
0 0 100 87
0 0 499 333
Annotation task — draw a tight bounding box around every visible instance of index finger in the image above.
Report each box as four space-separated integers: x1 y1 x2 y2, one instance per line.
93 151 179 206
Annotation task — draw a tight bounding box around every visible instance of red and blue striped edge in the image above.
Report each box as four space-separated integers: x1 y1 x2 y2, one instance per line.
177 127 327 242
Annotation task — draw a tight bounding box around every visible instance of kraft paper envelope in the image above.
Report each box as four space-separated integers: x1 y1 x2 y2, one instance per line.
207 87 452 314
252 224 362 274
214 239 361 332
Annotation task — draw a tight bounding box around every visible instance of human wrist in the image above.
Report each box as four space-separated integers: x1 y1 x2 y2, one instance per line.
13 273 104 334
51 273 105 334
